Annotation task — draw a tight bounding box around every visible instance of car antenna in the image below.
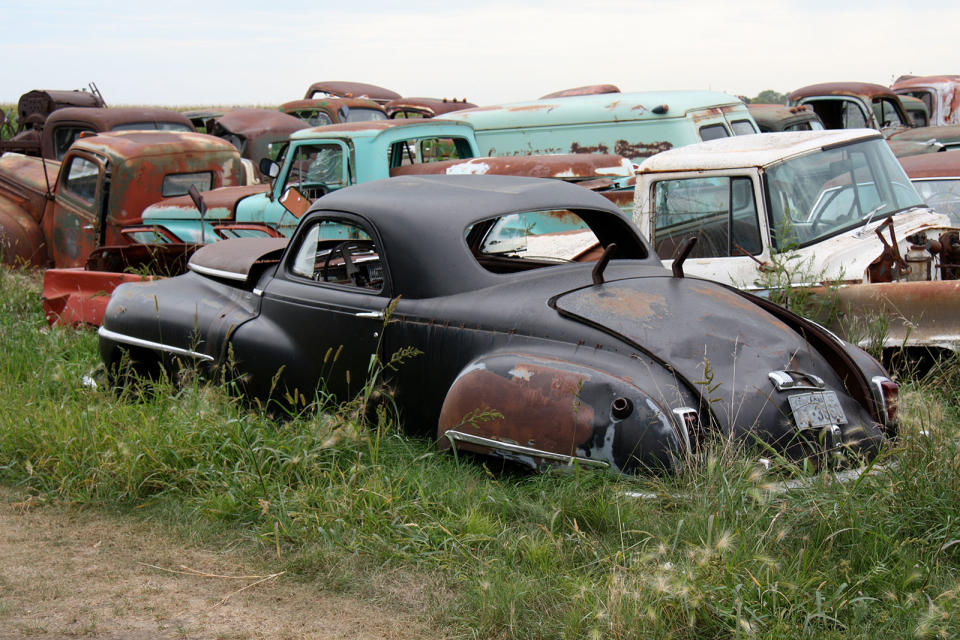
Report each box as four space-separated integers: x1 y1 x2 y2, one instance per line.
188 185 208 245
671 236 698 278
592 243 618 285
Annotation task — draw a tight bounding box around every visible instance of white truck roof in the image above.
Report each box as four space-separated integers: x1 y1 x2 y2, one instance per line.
636 129 882 172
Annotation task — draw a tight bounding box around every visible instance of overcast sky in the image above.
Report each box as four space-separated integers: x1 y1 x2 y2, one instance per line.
4 0 957 107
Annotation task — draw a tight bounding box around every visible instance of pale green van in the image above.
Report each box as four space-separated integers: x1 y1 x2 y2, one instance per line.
443 91 758 164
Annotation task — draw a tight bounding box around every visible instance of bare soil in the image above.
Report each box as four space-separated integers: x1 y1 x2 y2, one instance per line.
0 489 437 639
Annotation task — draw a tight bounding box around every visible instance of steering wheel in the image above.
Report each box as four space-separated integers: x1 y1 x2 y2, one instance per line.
320 240 377 286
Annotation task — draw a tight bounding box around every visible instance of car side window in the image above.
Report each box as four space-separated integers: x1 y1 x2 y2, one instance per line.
730 119 757 135
61 156 100 204
699 124 729 141
652 176 762 259
290 218 384 292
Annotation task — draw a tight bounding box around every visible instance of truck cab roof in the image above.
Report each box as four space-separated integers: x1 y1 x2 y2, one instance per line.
636 129 882 172
444 91 749 129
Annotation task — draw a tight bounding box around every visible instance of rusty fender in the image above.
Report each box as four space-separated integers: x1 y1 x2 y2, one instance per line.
810 280 960 350
437 352 683 473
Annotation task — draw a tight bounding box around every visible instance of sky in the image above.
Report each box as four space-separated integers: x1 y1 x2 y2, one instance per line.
3 0 958 107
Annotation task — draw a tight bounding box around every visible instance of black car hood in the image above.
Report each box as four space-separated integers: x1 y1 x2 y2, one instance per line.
551 275 875 439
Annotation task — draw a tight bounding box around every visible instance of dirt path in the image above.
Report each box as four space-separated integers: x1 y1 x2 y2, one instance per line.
0 489 436 639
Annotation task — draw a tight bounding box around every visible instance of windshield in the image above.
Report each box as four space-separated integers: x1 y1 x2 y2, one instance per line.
765 138 925 248
346 108 387 122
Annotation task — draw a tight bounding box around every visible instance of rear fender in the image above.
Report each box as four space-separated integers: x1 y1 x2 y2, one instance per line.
437 352 684 473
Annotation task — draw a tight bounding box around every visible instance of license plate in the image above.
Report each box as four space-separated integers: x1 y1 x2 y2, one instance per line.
787 391 847 429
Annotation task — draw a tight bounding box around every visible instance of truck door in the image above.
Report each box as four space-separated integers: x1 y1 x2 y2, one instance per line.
646 174 769 287
45 151 107 268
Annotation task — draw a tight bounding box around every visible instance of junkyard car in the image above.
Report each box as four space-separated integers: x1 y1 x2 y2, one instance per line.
747 104 824 132
99 175 897 472
900 150 960 224
892 75 960 127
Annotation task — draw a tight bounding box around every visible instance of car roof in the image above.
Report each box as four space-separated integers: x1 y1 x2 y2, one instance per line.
44 106 194 130
789 82 898 101
443 91 748 129
303 174 655 298
290 118 474 141
899 149 960 178
637 129 882 172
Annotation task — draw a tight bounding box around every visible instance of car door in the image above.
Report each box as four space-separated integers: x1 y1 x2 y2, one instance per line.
235 212 393 405
45 150 107 267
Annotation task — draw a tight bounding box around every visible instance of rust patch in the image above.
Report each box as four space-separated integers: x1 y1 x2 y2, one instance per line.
614 139 672 159
570 142 610 154
691 285 791 330
437 365 595 455
592 289 667 320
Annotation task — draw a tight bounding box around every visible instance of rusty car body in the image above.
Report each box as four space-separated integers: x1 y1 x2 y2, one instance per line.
899 150 960 225
385 97 476 119
540 84 621 99
899 95 930 128
279 98 387 127
36 107 195 160
892 75 960 127
787 82 959 156
98 174 897 472
0 87 106 156
0 130 245 269
747 104 824 132
633 129 960 355
444 91 759 164
392 153 636 214
303 81 400 105
206 109 308 180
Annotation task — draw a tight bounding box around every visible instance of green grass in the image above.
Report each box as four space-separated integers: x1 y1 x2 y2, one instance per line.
1 265 959 638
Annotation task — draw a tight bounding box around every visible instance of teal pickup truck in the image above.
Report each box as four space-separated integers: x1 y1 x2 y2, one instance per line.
130 120 481 242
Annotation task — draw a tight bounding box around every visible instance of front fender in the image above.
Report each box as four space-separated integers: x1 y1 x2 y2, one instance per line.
0 196 46 267
437 352 683 473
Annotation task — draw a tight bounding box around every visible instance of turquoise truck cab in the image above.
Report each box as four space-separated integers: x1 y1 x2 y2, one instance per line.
137 120 480 241
443 91 758 163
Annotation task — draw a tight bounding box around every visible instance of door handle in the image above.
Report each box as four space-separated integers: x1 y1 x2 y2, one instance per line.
82 224 95 230
355 311 384 319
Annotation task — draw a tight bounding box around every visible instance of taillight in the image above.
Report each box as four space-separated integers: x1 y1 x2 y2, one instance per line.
871 376 899 427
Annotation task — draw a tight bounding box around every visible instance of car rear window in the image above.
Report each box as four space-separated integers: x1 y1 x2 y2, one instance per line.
161 171 213 197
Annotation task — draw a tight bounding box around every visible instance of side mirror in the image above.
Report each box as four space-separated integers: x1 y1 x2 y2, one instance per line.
259 157 281 179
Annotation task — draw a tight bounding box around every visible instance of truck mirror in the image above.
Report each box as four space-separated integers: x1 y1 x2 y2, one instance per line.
259 157 281 179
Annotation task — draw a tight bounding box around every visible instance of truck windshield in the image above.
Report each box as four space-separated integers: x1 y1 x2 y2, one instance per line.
766 138 925 248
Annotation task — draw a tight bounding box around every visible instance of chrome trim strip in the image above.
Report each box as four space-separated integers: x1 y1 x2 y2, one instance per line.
871 375 893 425
97 326 215 362
768 370 826 391
188 262 247 281
671 407 695 456
443 430 610 468
355 311 384 319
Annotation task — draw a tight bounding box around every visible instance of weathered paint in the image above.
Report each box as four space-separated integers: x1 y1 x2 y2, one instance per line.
42 268 155 327
540 84 620 99
892 75 960 126
303 81 400 105
443 91 757 163
385 97 476 119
